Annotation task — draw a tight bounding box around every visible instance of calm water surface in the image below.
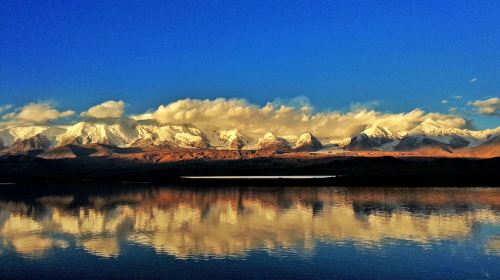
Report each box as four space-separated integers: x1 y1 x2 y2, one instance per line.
0 185 499 279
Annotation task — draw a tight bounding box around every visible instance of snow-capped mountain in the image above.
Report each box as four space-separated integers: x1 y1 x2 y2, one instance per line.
346 125 401 150
253 132 291 151
219 129 248 150
133 123 210 148
0 119 498 154
293 132 323 151
57 122 136 146
7 134 51 153
406 120 500 147
346 123 500 151
0 125 66 146
0 122 213 150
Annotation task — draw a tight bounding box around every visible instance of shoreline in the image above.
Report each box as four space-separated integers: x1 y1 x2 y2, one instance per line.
0 154 499 186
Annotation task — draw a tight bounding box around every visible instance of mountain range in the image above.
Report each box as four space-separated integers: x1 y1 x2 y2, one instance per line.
0 120 499 158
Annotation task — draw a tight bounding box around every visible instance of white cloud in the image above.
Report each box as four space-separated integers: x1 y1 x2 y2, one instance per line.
441 100 449 104
80 100 125 119
468 97 500 116
469 78 478 84
0 104 13 113
2 102 75 124
350 100 380 111
452 96 463 99
132 98 470 141
271 96 312 110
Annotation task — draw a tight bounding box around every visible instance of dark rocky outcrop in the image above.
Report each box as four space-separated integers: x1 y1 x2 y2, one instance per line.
449 135 470 149
394 136 453 152
347 134 394 150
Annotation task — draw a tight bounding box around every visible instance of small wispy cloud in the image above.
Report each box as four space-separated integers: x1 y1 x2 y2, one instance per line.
0 104 13 113
452 95 463 99
349 100 380 112
467 97 500 116
469 77 478 84
441 100 449 104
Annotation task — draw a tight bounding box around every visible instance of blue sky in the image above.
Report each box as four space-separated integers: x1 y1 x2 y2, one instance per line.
1 0 499 128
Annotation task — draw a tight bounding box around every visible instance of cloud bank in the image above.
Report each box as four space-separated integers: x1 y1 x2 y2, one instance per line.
131 98 469 140
468 98 500 116
2 97 494 141
80 100 125 119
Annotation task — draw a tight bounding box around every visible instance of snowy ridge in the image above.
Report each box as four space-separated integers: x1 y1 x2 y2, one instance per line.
293 132 323 151
219 129 248 150
57 122 136 146
407 120 500 147
132 124 210 148
0 120 499 152
347 123 500 150
244 132 291 151
0 125 66 146
347 125 401 150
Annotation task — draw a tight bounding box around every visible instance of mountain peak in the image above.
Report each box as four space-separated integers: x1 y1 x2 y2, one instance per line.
0 120 498 153
258 132 290 151
293 132 323 151
362 125 394 137
219 130 247 150
346 125 399 150
56 121 135 146
7 134 51 154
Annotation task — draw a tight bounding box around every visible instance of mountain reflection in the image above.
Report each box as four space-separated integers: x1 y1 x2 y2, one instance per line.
0 186 499 259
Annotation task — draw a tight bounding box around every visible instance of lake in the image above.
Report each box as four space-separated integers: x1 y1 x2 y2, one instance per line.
0 184 498 279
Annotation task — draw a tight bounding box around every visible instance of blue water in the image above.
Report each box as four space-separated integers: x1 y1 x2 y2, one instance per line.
0 185 498 279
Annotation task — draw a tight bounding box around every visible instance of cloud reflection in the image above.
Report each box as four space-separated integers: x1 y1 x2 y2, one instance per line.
0 187 498 259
